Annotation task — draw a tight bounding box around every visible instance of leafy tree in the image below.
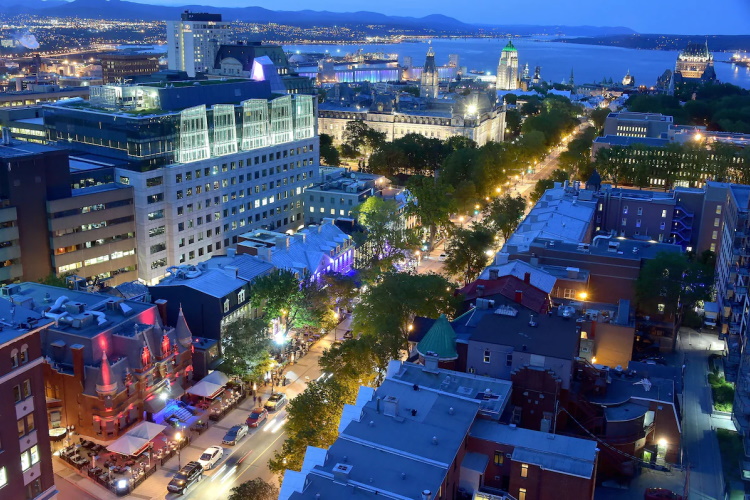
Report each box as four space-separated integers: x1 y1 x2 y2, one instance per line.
503 93 518 105
444 223 495 285
250 270 332 335
406 175 455 248
453 180 479 215
590 107 611 132
504 109 523 137
228 478 278 500
268 379 353 475
342 121 386 158
352 272 460 373
319 133 340 166
352 196 417 270
319 337 379 394
321 272 359 314
530 179 555 203
483 195 527 241
220 317 272 380
38 272 75 288
636 251 714 318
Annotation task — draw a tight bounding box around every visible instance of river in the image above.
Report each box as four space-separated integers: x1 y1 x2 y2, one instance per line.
284 38 750 89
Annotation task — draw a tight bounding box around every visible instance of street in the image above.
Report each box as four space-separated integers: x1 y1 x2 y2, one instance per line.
54 325 342 500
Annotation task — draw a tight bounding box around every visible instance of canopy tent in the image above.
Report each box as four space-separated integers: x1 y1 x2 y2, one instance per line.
186 370 229 399
106 421 166 457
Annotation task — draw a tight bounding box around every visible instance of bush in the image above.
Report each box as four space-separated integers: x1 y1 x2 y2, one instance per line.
708 373 735 412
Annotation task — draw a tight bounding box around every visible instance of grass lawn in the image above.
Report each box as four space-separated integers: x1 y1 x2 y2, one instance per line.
717 428 744 488
708 372 735 412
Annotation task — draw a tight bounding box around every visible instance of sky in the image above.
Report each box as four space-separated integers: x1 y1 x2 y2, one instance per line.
132 0 750 35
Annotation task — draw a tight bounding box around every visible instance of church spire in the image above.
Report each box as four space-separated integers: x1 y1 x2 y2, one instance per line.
175 305 193 348
96 351 117 396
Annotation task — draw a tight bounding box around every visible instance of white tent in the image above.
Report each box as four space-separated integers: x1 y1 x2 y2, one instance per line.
106 421 166 456
186 370 229 399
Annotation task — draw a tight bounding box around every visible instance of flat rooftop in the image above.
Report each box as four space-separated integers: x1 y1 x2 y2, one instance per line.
594 135 669 148
589 370 676 406
0 140 62 159
0 297 52 347
528 236 683 261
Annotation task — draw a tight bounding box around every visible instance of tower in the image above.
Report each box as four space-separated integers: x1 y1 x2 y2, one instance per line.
420 46 439 99
496 40 519 90
166 11 232 78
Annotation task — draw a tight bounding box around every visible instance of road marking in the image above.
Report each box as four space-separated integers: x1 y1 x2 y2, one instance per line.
237 432 287 477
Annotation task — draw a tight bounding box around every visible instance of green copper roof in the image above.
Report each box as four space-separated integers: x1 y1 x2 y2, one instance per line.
502 40 517 52
417 314 458 361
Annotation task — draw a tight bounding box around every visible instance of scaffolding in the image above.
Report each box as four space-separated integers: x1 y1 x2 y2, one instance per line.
270 95 293 145
178 105 210 164
241 99 269 151
212 104 238 157
294 94 315 141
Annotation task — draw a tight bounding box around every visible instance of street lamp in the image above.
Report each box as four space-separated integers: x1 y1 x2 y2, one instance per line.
459 216 465 228
175 431 182 469
579 292 588 315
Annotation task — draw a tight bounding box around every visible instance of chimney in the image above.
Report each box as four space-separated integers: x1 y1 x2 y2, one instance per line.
383 396 398 417
1 127 11 146
294 232 307 244
524 272 531 284
154 299 168 325
225 266 240 278
71 344 85 388
421 490 432 500
423 353 439 373
258 246 272 262
275 235 290 249
515 290 523 304
226 247 237 259
476 284 485 296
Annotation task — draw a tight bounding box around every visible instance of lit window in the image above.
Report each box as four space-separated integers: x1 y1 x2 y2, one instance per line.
0 466 6 488
20 450 30 471
662 210 667 218
658 304 665 312
716 205 722 215
714 218 720 227
483 350 491 364
519 488 527 500
623 206 628 214
712 231 718 240
494 451 503 465
710 243 716 252
521 464 528 477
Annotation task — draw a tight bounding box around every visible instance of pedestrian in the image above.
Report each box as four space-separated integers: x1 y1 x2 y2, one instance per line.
253 395 257 405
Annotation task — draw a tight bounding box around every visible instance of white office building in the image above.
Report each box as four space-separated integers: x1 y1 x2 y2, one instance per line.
166 11 233 78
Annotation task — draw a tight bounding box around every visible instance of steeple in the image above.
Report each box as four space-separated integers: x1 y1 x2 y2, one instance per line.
420 45 439 99
175 305 193 348
96 351 118 397
416 314 458 361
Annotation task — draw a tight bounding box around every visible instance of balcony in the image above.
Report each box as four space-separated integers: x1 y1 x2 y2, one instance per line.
0 225 19 243
0 244 21 262
0 206 17 225
0 264 23 282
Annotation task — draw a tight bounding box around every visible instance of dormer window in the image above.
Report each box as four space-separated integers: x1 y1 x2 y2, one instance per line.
238 289 246 303
223 299 230 313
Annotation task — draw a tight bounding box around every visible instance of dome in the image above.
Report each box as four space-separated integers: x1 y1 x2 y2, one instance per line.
502 40 517 53
288 54 306 64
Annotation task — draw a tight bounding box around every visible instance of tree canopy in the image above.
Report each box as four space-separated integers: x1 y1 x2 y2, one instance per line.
483 194 527 241
228 479 278 500
220 317 272 380
444 223 495 285
352 196 417 270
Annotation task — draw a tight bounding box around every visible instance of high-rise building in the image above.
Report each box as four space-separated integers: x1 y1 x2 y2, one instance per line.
0 298 57 500
166 11 232 78
496 40 519 90
100 53 160 84
419 46 439 99
44 79 318 285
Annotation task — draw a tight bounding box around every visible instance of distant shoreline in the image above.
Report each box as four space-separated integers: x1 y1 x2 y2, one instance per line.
556 34 750 53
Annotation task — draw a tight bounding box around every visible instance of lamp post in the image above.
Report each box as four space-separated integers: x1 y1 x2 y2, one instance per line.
175 431 182 469
459 216 465 228
579 292 588 316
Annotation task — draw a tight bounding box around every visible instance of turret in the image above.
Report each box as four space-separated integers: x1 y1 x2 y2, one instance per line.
96 351 118 397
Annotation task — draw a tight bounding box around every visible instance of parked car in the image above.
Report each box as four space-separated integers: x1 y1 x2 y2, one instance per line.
264 392 288 412
438 253 447 262
343 330 354 340
167 461 203 494
644 488 683 500
246 407 268 428
196 446 223 470
222 424 249 445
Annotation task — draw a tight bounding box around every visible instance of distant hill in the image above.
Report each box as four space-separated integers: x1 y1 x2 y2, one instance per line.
560 34 750 52
0 0 637 36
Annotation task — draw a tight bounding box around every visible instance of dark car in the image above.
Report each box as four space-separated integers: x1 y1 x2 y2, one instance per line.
264 392 288 412
246 407 268 428
222 424 249 445
167 461 203 494
343 330 354 340
644 488 683 500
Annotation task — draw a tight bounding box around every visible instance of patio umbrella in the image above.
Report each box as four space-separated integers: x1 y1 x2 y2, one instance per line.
126 421 166 441
106 435 149 457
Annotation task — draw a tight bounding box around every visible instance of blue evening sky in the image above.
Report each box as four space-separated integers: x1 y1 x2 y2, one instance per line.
134 0 749 35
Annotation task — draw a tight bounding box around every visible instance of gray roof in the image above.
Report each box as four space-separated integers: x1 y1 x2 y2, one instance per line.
470 420 598 478
0 297 52 348
0 139 63 159
527 237 683 261
593 135 669 148
477 259 557 293
454 298 581 360
588 372 675 406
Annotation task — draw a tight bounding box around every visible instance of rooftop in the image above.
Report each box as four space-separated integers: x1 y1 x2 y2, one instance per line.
453 297 581 360
589 369 676 406
0 297 52 348
527 236 683 261
0 139 63 159
476 259 557 293
470 420 598 478
593 135 670 148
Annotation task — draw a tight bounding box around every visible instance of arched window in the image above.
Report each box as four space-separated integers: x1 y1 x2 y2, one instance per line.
20 344 28 364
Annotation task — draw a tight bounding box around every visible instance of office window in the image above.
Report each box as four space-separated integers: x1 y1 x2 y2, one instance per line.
714 217 720 227
483 350 491 363
712 231 718 240
506 353 513 366
621 218 627 226
716 205 722 215
637 207 643 216
623 206 628 214
22 379 31 399
494 451 503 465
521 464 528 478
518 488 527 500
661 210 667 218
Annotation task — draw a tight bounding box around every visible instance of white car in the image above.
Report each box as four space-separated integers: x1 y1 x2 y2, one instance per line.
438 253 447 262
196 446 223 470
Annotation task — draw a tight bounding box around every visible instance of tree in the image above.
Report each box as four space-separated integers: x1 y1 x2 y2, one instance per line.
319 337 379 394
352 197 418 270
504 109 522 137
444 223 495 285
636 251 714 318
590 107 610 132
228 478 278 500
352 272 460 373
530 178 555 203
220 317 272 380
321 272 359 314
319 133 340 166
406 175 455 248
268 378 353 475
483 195 527 241
38 272 75 288
342 121 386 159
250 270 332 336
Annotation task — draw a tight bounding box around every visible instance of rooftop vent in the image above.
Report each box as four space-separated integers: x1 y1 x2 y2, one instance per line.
332 463 353 483
494 305 518 317
383 396 398 417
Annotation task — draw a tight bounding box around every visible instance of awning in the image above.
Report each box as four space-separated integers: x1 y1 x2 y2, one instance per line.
170 383 185 399
106 421 166 457
144 397 167 414
186 380 225 399
202 370 229 386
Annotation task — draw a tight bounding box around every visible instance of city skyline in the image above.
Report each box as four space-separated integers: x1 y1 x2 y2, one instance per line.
119 0 750 35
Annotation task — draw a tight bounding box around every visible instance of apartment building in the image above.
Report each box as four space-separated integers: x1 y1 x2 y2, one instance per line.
44 79 319 284
0 298 56 500
166 11 232 78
